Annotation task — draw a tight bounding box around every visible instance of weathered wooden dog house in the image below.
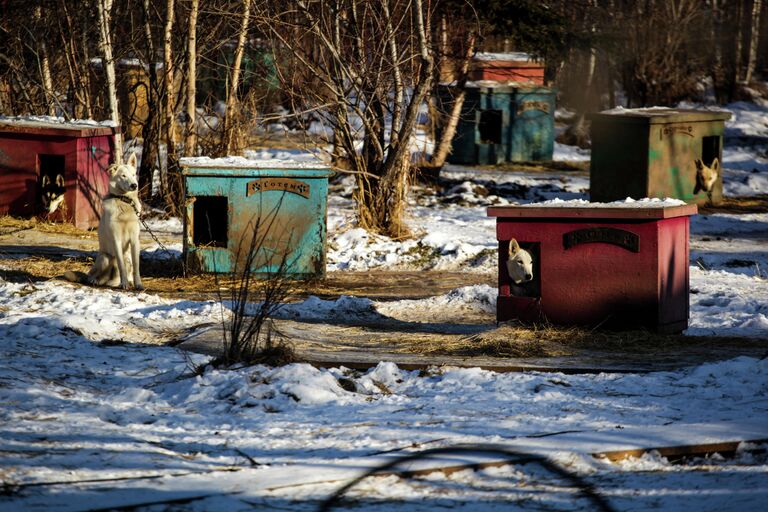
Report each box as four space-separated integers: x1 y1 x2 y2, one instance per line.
181 157 333 277
589 108 731 205
0 118 117 229
488 202 698 333
444 84 556 165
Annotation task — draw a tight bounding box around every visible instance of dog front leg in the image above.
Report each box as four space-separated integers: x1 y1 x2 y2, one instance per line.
130 236 143 291
113 236 130 290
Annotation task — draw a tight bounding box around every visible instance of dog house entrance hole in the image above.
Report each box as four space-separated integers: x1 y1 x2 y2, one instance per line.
193 196 228 247
701 136 720 167
478 110 503 144
38 154 65 184
507 241 541 298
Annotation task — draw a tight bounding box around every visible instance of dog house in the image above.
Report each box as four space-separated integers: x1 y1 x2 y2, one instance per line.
181 156 333 277
442 84 556 165
0 118 117 229
468 52 545 84
589 108 731 205
488 202 698 333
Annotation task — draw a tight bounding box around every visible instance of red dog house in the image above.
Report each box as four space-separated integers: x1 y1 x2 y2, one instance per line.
469 52 545 84
0 118 118 229
487 203 698 333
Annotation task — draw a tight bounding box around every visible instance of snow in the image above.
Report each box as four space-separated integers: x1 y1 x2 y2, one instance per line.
2 98 768 509
0 114 117 128
474 52 537 62
516 197 688 208
179 153 329 169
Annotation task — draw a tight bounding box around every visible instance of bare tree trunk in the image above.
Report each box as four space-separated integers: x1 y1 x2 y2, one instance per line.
161 0 177 205
744 0 762 83
139 0 160 200
734 0 745 86
97 0 122 162
34 6 56 116
185 0 199 156
431 33 476 168
223 0 251 155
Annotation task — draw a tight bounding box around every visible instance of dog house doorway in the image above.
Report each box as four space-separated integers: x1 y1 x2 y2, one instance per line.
701 135 720 167
478 110 503 144
193 196 228 247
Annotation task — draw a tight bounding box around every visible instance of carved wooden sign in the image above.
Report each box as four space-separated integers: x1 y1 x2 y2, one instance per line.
517 100 550 115
563 227 640 252
246 178 310 199
661 125 694 139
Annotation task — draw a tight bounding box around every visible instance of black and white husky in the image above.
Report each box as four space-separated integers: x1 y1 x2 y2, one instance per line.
39 173 66 214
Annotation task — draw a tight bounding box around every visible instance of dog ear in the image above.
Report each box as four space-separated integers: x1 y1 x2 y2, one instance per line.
126 152 138 169
108 164 119 177
508 238 520 255
694 159 703 170
55 174 65 187
710 158 719 173
41 174 50 187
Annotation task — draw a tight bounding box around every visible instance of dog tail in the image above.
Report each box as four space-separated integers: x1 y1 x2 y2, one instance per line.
62 270 88 283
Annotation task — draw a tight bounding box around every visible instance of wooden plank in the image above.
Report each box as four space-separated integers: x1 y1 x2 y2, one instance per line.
593 439 768 462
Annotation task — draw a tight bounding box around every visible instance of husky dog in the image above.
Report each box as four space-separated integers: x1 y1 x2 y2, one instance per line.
64 153 143 290
507 238 533 283
39 173 66 214
694 158 719 195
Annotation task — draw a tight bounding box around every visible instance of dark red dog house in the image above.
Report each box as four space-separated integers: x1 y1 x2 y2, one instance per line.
488 203 698 333
0 118 118 229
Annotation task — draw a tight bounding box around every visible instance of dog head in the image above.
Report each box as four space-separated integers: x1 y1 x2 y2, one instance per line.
40 173 66 214
108 152 139 196
506 238 533 284
694 158 719 194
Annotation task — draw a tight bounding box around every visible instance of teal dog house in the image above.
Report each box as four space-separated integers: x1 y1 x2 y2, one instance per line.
442 84 556 165
180 157 333 277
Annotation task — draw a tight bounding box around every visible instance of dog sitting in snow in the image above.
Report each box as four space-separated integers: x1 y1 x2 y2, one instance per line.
506 238 534 296
64 153 143 290
39 173 66 215
693 158 719 195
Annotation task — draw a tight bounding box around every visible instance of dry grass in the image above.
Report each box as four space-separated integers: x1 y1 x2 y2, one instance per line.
412 322 768 358
0 215 97 238
699 195 768 214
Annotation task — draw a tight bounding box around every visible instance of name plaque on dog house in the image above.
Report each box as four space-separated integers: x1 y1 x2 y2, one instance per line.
246 178 310 198
488 202 698 333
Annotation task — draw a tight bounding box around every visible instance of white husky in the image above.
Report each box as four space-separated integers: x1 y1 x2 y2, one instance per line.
506 238 534 294
66 153 143 290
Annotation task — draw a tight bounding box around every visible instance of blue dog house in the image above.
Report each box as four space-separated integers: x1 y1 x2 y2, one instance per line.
180 156 333 277
441 83 556 165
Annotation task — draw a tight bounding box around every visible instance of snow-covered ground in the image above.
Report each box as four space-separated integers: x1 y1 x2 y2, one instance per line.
1 100 767 510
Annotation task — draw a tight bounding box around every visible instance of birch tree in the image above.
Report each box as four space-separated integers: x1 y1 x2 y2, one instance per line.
97 0 123 162
744 0 762 83
185 0 199 156
222 0 252 156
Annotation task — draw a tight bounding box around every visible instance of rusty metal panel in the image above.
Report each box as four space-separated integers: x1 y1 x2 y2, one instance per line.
182 163 333 278
589 109 731 205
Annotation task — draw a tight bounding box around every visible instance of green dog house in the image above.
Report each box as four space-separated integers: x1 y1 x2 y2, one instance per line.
442 84 556 165
180 156 333 278
589 108 731 205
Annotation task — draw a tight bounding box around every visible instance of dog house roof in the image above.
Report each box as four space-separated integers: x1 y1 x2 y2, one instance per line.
589 107 731 124
488 198 698 219
0 116 119 137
